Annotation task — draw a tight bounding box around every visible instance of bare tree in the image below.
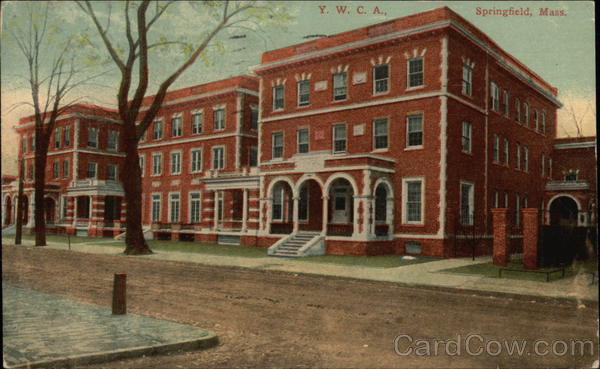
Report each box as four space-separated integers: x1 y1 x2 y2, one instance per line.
76 0 290 254
5 3 106 246
561 92 596 138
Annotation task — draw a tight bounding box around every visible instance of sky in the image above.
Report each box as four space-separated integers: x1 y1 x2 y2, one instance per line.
1 1 596 175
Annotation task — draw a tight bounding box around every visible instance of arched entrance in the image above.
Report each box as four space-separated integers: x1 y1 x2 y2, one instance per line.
297 179 323 232
4 196 12 225
549 196 578 227
373 182 393 236
44 198 56 224
270 181 294 234
327 178 354 236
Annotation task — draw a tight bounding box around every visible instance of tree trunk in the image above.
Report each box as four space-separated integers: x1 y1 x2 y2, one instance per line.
34 132 49 247
122 123 152 255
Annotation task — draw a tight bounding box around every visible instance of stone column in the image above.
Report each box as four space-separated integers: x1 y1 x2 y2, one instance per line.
72 196 78 226
321 195 329 236
242 188 248 232
522 208 539 270
292 196 299 233
492 208 510 266
213 190 220 230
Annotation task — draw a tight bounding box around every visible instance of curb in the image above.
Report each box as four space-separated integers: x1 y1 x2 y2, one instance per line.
7 332 218 369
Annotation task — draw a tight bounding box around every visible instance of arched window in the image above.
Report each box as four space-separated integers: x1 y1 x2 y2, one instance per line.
375 184 388 222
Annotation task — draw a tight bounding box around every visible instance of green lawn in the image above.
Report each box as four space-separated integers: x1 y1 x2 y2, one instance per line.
22 234 94 244
439 261 584 282
296 254 440 268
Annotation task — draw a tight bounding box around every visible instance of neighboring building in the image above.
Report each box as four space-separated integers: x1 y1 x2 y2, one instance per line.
2 7 596 258
251 6 565 256
136 75 260 244
545 137 597 227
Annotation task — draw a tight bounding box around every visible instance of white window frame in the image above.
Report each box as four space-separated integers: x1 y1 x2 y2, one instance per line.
493 134 499 162
107 130 119 150
523 146 529 172
461 121 472 154
250 105 259 130
407 57 424 88
402 177 424 225
213 106 226 131
171 114 183 137
494 189 499 208
53 160 59 178
64 126 71 146
189 192 201 223
503 138 509 166
503 90 510 116
153 119 163 140
249 146 258 167
297 128 309 154
190 148 203 173
333 71 347 101
541 153 545 177
490 82 499 111
515 98 521 122
87 127 98 148
139 155 145 177
541 110 546 134
460 181 475 225
151 193 161 222
170 150 182 174
461 62 472 96
272 131 284 158
152 152 163 176
406 113 423 148
523 102 530 126
373 117 389 150
63 158 70 178
534 109 539 131
549 158 553 179
212 146 225 170
297 80 310 106
332 124 347 153
54 127 62 148
272 185 284 221
169 192 180 223
273 85 284 110
107 163 118 181
87 162 97 179
373 63 389 95
191 110 203 134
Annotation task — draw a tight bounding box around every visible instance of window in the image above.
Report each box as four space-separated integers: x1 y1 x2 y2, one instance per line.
28 163 34 180
62 196 68 218
523 102 529 126
170 151 181 174
64 126 71 146
299 185 309 221
169 193 180 223
107 130 119 150
140 127 147 142
504 192 509 208
273 85 284 110
272 185 283 221
333 72 347 100
22 137 27 153
549 158 553 178
515 98 521 122
541 111 546 134
460 182 474 225
515 193 521 227
503 90 509 115
171 115 182 137
153 119 163 140
297 80 310 106
107 164 118 180
494 189 499 208
493 134 499 162
565 171 577 181
461 121 472 153
373 118 388 150
30 134 35 151
213 108 225 130
490 82 499 111
139 155 145 177
62 159 69 178
503 138 509 166
250 106 258 130
151 194 161 222
191 111 203 134
190 193 201 223
523 146 529 172
516 143 521 169
373 64 389 94
541 153 545 177
53 160 59 178
461 63 472 95
54 128 61 148
534 109 539 131
87 162 97 178
408 57 423 87
297 129 309 154
152 153 162 175
190 149 202 173
212 146 224 169
333 124 346 153
249 146 258 167
404 179 423 223
87 127 98 147
272 132 283 158
407 114 423 147
524 195 528 209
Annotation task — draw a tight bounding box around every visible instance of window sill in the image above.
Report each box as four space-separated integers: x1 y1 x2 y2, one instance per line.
404 146 424 151
405 85 425 92
272 108 284 113
297 104 311 109
372 90 390 97
331 98 348 104
372 148 389 154
402 222 425 226
461 150 473 156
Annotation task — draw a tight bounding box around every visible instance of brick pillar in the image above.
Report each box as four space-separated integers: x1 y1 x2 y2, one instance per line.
492 208 509 266
522 208 539 270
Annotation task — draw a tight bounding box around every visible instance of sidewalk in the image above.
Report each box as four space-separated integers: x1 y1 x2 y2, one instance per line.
2 283 217 368
10 239 599 304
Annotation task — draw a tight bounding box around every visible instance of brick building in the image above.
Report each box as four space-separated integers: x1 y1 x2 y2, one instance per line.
2 7 596 258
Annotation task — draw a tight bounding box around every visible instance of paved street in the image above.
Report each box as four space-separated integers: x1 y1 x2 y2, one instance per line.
2 283 216 368
2 244 598 368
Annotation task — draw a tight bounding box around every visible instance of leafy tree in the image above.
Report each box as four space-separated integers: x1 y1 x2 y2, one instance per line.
76 0 290 254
